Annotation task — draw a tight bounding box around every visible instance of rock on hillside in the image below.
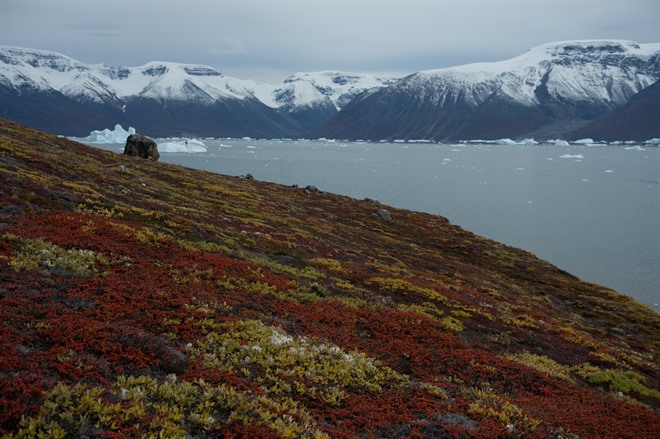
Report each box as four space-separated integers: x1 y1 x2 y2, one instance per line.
0 118 658 437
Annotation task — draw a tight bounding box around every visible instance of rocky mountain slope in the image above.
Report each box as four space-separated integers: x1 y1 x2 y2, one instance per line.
570 78 660 141
313 40 660 141
0 118 658 437
0 46 303 138
264 71 396 132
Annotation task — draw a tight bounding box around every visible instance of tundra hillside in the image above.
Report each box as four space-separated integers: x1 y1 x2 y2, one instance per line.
0 118 658 438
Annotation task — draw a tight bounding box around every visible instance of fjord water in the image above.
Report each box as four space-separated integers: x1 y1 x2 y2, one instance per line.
93 139 660 311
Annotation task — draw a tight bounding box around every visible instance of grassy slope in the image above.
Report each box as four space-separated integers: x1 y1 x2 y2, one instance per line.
0 118 658 438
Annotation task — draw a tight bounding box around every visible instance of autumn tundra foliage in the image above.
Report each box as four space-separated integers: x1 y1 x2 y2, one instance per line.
0 118 658 438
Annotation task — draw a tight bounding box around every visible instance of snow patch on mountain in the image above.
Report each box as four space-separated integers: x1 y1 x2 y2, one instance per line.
0 46 398 118
413 40 659 109
0 47 260 105
272 71 397 110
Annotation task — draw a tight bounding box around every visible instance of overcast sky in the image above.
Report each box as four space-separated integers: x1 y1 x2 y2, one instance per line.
1 0 658 83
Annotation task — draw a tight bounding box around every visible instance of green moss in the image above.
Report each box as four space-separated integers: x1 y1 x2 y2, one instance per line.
191 319 408 405
580 368 660 399
3 233 111 277
8 375 328 438
467 386 541 433
507 351 573 381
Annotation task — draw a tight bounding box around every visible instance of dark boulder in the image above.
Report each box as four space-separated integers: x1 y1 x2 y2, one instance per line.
124 134 159 161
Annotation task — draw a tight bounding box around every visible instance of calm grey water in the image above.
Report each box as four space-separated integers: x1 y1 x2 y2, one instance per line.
88 139 660 312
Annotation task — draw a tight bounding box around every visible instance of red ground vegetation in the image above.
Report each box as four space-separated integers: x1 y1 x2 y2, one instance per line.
0 119 658 437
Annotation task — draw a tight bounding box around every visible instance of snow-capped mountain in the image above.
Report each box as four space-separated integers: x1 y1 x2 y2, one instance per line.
269 72 396 131
2 41 659 140
0 46 397 137
0 46 308 137
0 47 258 105
313 40 660 141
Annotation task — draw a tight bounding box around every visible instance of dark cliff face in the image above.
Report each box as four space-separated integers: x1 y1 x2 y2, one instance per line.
311 81 556 142
570 79 660 141
1 118 659 438
120 96 304 139
0 86 305 138
0 85 128 137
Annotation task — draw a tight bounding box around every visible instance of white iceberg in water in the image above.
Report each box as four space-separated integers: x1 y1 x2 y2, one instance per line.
559 154 585 159
84 124 135 144
548 139 570 146
493 138 518 145
573 138 595 145
158 139 207 153
644 138 660 145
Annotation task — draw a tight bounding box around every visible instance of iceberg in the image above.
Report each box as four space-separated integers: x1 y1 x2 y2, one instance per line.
493 138 517 145
83 124 135 144
573 138 595 145
644 138 660 145
559 154 585 159
548 139 570 146
158 139 207 153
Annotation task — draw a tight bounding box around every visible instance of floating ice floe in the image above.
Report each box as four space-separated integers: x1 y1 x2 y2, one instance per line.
548 139 570 146
158 139 207 153
82 124 136 144
493 138 518 145
573 138 595 145
559 154 585 159
463 138 539 145
624 145 646 151
644 138 660 145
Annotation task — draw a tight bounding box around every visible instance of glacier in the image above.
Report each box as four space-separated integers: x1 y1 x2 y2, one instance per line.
75 124 207 153
83 124 136 144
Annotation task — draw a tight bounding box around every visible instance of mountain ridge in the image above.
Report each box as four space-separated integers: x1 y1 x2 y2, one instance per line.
313 40 660 141
1 41 659 140
0 45 393 137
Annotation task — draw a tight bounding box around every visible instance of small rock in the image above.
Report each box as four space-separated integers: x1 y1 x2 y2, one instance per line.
305 185 319 193
1 204 23 215
377 208 392 222
117 165 127 173
243 173 254 181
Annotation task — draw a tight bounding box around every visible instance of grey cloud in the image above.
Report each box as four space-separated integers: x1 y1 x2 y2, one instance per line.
1 1 657 82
